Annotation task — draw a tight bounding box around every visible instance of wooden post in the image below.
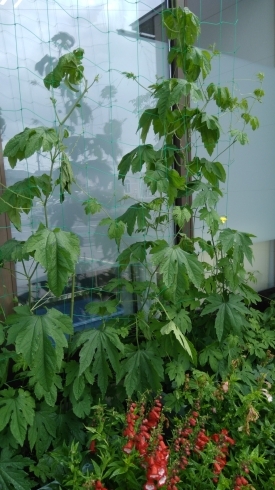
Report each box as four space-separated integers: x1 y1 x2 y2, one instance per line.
0 135 17 317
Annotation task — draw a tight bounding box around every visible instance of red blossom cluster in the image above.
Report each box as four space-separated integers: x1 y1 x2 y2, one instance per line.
89 400 238 490
93 481 108 490
166 410 236 489
123 399 170 489
89 440 96 453
211 429 235 483
234 475 249 490
165 410 208 487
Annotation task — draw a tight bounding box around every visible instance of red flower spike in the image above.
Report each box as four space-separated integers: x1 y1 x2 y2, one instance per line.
123 439 134 453
89 440 96 453
143 480 156 490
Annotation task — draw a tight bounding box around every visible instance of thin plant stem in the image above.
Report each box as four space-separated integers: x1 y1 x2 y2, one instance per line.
31 291 51 311
22 260 32 308
70 273 76 321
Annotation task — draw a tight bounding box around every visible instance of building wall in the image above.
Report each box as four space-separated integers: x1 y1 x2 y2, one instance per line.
187 0 275 291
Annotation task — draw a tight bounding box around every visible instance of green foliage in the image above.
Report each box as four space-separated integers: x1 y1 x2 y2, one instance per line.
0 388 35 446
172 205 192 228
28 403 57 459
24 226 80 296
82 197 102 215
230 129 249 145
0 239 29 265
85 298 119 316
166 353 190 386
201 294 250 341
0 449 34 490
116 204 151 235
192 112 222 156
116 241 150 270
43 48 85 90
7 307 73 390
99 218 126 247
219 228 254 269
73 325 124 395
207 83 237 111
118 144 156 182
0 6 267 488
0 176 52 231
58 153 75 202
3 127 58 168
160 320 193 358
151 243 204 289
118 343 163 397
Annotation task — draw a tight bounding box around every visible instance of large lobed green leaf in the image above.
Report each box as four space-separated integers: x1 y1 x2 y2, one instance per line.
0 388 35 446
137 108 159 143
118 342 164 397
151 244 204 289
43 48 85 91
160 320 193 358
166 353 190 387
4 127 58 168
118 145 156 183
99 218 126 248
28 403 57 459
144 163 186 206
24 226 80 296
0 175 51 231
116 203 151 236
201 294 250 341
219 228 254 272
192 113 221 156
207 83 237 111
74 326 124 396
151 79 203 122
0 176 41 231
7 307 73 390
82 197 102 215
0 448 35 489
116 241 152 270
163 7 200 45
0 239 29 265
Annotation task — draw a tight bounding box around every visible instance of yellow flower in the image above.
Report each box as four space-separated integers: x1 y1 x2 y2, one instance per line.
220 216 227 224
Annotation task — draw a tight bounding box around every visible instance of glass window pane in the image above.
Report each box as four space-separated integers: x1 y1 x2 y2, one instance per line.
0 0 170 320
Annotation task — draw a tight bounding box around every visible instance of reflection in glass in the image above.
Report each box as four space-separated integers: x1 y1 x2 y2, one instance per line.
0 1 170 317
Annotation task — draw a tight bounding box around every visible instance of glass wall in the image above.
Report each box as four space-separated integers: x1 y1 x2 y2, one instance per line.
0 0 169 315
186 0 275 291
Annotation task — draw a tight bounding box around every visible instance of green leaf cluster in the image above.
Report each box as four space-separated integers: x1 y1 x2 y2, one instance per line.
24 226 80 296
0 7 267 486
7 307 73 390
4 127 58 168
43 48 85 90
74 326 124 396
0 175 52 230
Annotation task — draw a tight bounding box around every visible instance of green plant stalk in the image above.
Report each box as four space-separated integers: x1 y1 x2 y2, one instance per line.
31 291 51 311
22 260 32 308
70 272 75 321
59 76 98 127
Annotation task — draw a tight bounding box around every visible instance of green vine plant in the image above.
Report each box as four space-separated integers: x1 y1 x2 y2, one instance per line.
0 7 268 488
